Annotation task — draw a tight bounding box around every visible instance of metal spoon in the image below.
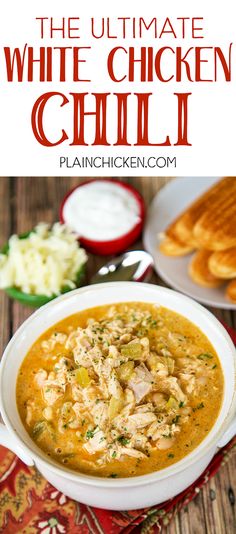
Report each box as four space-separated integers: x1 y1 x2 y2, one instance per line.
91 250 154 284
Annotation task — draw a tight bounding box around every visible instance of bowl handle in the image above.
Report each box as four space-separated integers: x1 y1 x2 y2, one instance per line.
0 423 34 466
217 416 236 448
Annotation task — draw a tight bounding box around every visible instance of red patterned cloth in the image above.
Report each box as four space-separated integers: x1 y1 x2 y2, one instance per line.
0 324 236 534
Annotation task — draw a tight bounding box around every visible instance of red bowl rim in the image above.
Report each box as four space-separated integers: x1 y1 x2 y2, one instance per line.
59 178 145 248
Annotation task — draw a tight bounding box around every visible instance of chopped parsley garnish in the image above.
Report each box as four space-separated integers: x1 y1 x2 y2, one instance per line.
86 428 96 439
149 319 157 328
198 402 205 409
193 402 205 412
167 453 174 458
109 473 118 478
117 435 130 446
197 353 213 360
179 401 184 408
112 451 117 458
172 415 180 424
212 364 217 369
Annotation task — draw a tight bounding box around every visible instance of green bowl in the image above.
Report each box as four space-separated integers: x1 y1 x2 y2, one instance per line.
1 232 86 307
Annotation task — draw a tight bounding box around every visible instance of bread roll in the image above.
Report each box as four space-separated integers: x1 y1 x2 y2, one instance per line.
159 236 194 256
188 250 223 288
165 177 234 249
208 248 236 279
193 178 236 251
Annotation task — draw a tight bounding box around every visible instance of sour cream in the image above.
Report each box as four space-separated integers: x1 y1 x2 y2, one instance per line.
62 181 141 241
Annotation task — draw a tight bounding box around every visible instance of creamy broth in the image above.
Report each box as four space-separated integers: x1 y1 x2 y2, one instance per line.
16 303 224 478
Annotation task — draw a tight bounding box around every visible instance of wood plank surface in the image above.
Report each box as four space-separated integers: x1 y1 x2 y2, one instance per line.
0 176 235 534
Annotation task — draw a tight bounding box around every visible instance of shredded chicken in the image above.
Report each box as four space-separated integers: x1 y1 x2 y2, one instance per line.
128 364 153 402
83 429 107 453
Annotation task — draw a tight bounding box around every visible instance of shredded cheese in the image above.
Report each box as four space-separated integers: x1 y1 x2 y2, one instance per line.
0 222 87 296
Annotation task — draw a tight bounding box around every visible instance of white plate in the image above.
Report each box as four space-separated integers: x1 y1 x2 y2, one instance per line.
143 177 236 309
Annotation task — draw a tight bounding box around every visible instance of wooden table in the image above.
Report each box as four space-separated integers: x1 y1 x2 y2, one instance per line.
0 177 235 534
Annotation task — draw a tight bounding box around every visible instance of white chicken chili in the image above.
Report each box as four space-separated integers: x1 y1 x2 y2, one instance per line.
16 303 224 478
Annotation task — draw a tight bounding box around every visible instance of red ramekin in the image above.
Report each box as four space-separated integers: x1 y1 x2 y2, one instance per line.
60 179 145 256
